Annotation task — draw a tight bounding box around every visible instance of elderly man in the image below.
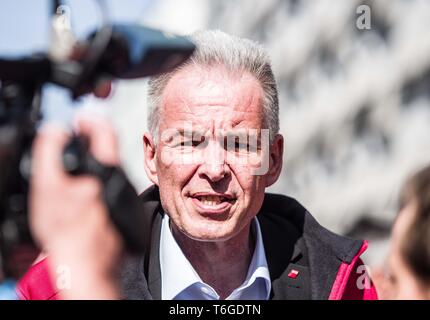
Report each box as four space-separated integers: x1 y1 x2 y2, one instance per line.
18 30 377 300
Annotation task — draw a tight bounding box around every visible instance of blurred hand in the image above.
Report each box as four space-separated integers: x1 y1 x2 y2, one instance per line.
29 117 123 299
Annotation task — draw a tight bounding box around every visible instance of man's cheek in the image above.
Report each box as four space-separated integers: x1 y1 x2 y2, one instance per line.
232 167 260 193
249 150 270 177
159 146 177 167
158 161 198 192
247 128 271 176
247 154 268 176
225 153 270 177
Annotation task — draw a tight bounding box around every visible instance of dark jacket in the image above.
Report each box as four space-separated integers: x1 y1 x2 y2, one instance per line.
17 185 378 300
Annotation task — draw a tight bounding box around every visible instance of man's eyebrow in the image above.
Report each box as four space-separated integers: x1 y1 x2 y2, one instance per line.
174 127 207 137
223 129 262 138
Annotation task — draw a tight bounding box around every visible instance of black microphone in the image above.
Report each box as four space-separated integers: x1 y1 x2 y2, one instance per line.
0 23 195 98
50 24 195 98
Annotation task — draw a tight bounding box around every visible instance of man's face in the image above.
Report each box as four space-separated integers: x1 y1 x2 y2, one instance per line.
143 64 283 241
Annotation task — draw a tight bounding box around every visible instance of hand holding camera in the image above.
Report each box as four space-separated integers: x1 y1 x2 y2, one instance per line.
30 117 123 299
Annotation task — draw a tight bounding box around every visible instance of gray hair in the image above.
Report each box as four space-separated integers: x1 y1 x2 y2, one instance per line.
147 30 279 143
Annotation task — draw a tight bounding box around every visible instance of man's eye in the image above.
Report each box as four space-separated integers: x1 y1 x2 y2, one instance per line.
224 136 251 152
193 138 206 147
179 137 206 147
235 141 249 151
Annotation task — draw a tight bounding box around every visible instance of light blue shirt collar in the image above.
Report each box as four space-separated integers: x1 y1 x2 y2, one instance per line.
160 214 271 300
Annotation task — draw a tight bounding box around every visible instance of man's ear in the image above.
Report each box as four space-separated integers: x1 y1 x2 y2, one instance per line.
143 132 159 186
265 134 284 187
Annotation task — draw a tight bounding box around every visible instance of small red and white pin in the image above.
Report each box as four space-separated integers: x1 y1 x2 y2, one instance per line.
288 269 300 279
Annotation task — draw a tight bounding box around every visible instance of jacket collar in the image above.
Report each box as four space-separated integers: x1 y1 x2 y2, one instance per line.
259 193 363 299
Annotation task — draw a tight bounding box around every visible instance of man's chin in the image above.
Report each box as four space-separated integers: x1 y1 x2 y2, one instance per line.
185 233 233 242
173 207 238 241
180 223 236 242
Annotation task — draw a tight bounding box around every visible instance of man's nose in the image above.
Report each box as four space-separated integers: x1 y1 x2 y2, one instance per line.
197 139 230 182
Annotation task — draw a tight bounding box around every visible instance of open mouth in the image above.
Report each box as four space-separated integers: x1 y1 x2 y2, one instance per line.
195 195 233 206
189 193 236 214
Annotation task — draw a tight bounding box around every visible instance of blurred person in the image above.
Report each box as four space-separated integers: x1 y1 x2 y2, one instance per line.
13 79 125 300
374 165 430 299
17 117 124 300
18 30 377 300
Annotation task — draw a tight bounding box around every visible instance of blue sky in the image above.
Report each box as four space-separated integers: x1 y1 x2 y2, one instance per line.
0 0 154 124
0 0 154 55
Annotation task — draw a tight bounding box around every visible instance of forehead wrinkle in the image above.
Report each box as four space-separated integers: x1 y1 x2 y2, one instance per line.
160 65 266 133
182 100 192 114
